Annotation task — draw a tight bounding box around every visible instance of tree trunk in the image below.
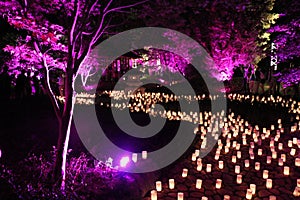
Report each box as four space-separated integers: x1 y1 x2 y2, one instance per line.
52 70 75 189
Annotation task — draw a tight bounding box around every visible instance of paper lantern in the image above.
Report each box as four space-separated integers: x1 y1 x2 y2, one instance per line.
182 168 188 177
255 162 260 170
216 179 222 189
246 189 252 199
196 179 202 189
192 153 197 161
169 179 175 189
237 175 242 184
219 160 224 169
283 166 290 175
267 156 272 164
245 159 250 167
290 148 296 156
258 149 263 156
177 192 184 200
250 184 256 195
266 179 272 189
206 164 212 173
132 153 137 163
281 154 286 162
263 170 269 179
235 165 240 174
142 151 147 159
156 181 162 192
232 155 237 163
237 151 242 158
151 190 157 200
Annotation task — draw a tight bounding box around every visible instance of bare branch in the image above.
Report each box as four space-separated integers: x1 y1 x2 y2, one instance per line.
70 0 80 45
104 0 113 13
34 41 62 120
106 0 149 14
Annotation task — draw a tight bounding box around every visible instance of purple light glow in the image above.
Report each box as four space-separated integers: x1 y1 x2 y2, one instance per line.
120 156 130 168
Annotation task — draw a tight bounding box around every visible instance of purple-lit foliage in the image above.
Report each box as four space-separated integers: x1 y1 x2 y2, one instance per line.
277 68 300 88
0 148 140 199
268 0 300 62
141 0 275 81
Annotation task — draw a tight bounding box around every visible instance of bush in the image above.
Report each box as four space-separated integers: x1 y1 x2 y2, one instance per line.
0 147 141 200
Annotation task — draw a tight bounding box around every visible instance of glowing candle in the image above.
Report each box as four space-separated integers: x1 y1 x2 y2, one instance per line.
196 179 202 189
236 143 241 150
288 140 293 147
182 168 188 177
250 153 255 160
206 164 212 173
271 125 275 130
151 190 157 200
237 175 242 184
235 165 240 174
278 158 283 166
197 164 202 171
142 151 147 159
197 158 202 165
294 187 300 197
272 151 277 159
258 149 263 156
267 156 272 164
195 149 200 157
232 141 237 148
270 140 274 147
263 170 269 179
255 162 260 171
224 195 230 200
169 179 175 189
132 153 137 163
246 189 253 200
283 166 290 175
295 158 300 167
192 153 197 161
269 195 276 200
245 159 250 168
232 155 237 163
293 137 298 144
250 184 256 195
278 143 283 150
266 179 272 189
216 179 222 189
215 153 220 160
201 197 208 200
281 154 286 162
156 181 162 192
177 192 184 200
237 151 242 159
290 148 296 156
225 146 229 153
219 160 224 169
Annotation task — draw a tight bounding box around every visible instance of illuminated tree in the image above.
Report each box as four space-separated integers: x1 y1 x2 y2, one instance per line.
141 0 276 81
268 0 300 62
0 0 146 187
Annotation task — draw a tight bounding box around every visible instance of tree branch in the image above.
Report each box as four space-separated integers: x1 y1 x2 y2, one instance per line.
104 0 113 13
70 0 80 45
106 0 149 14
34 41 62 120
